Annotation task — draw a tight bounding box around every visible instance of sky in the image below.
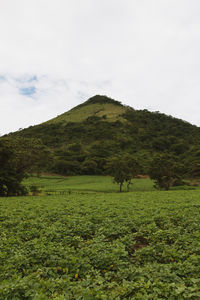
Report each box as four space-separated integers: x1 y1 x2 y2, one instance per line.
1 0 200 135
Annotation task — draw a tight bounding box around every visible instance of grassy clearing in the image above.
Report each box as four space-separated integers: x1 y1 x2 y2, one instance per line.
1 187 200 299
46 103 127 125
23 175 196 195
23 175 155 194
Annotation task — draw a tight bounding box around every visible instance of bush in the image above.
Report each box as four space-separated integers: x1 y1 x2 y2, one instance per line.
29 185 41 196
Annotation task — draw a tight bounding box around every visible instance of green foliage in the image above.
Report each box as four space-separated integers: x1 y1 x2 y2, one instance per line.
1 189 200 298
43 95 126 125
53 159 81 176
3 95 200 178
0 139 27 196
10 136 53 176
149 153 185 190
0 137 52 196
107 155 141 192
81 159 98 175
185 147 200 178
190 163 200 178
29 185 41 196
76 95 123 108
23 175 156 193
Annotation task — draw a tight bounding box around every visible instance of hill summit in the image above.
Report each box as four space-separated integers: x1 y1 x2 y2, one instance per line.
45 95 127 125
75 95 123 107
6 95 200 176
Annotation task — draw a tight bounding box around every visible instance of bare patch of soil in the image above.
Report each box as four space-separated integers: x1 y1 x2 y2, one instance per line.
135 175 149 179
130 236 149 254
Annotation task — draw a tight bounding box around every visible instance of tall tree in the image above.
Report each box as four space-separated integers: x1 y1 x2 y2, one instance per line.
149 153 185 190
0 139 27 196
0 137 52 196
107 154 140 192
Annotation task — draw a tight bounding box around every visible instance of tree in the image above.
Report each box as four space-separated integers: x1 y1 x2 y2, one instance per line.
0 139 27 196
81 159 98 175
11 137 53 177
0 137 52 196
149 153 185 190
190 163 200 178
107 154 140 192
187 148 200 178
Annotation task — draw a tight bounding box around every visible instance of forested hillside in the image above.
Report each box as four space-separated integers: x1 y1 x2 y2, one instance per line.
3 95 200 177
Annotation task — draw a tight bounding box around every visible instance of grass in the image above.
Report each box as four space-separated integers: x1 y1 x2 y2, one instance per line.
46 103 127 125
23 175 155 194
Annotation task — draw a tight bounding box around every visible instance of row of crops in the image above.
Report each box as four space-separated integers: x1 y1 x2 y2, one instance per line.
1 190 200 299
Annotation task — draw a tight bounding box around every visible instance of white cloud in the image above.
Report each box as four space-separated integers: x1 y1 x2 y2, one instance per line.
0 0 200 134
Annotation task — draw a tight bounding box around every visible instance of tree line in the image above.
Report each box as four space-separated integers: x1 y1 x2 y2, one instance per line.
0 137 52 196
0 135 197 195
1 99 200 195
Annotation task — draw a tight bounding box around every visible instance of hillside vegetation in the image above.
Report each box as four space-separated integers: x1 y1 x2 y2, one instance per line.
45 95 127 125
4 95 200 178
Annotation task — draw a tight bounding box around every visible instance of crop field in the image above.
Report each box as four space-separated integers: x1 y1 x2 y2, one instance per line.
1 178 200 299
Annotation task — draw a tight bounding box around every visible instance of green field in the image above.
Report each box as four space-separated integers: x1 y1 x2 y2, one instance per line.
1 177 200 299
23 175 155 194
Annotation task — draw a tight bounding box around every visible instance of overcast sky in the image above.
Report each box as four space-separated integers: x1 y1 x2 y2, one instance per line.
1 0 200 135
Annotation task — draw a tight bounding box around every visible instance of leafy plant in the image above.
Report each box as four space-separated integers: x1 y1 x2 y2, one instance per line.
149 153 185 190
1 186 200 298
107 154 141 192
29 185 41 196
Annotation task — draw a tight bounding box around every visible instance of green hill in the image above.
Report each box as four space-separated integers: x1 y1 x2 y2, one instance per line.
45 95 127 125
5 95 200 176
